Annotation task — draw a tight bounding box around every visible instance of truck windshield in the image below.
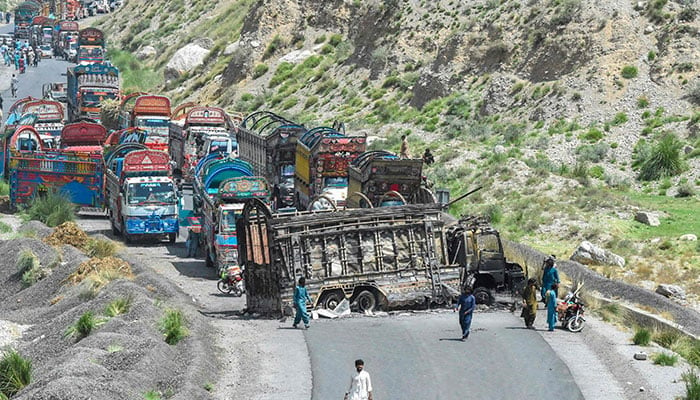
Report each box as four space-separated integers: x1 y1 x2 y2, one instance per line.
219 209 238 234
82 91 118 106
78 47 103 59
127 182 176 205
208 140 230 153
476 233 501 253
281 165 294 177
323 177 348 188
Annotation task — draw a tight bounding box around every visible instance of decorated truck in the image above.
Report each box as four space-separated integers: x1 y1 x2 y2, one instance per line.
238 202 527 316
55 20 79 59
65 0 82 20
193 156 268 273
104 144 179 243
347 150 435 208
8 123 105 208
169 106 235 184
14 1 41 39
76 27 105 64
118 93 171 152
294 127 366 210
21 99 65 138
67 63 120 122
237 111 306 210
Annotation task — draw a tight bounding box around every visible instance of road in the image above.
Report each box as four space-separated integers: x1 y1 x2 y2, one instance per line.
1 46 585 398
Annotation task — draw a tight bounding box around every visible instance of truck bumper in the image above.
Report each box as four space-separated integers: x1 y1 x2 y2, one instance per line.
125 217 179 235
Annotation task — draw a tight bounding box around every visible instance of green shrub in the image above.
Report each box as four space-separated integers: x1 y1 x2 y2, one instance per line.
484 204 503 223
589 165 605 179
65 311 105 340
654 330 683 348
304 96 319 109
577 142 609 163
0 180 9 196
328 33 343 47
580 127 603 142
635 133 686 181
633 327 652 346
677 183 696 198
85 238 119 258
621 65 638 79
314 34 326 44
611 112 628 126
263 35 284 59
17 249 44 287
652 352 678 366
637 96 650 108
252 64 269 79
320 44 334 55
0 349 32 398
683 369 700 399
160 309 188 345
647 51 656 61
23 192 75 227
144 390 162 400
105 296 133 317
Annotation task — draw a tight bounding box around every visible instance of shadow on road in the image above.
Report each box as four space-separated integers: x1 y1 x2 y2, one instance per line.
198 309 256 320
171 260 215 280
438 338 465 342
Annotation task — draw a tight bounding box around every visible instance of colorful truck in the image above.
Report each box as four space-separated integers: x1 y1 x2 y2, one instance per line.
65 0 82 20
237 111 306 210
347 150 435 208
193 156 269 272
14 1 41 39
55 20 79 59
294 127 366 210
118 93 171 152
21 99 65 138
104 145 179 243
169 106 235 184
67 63 120 122
8 123 105 208
76 27 105 64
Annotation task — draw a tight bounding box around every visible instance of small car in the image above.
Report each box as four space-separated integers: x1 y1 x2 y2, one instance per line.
39 45 53 58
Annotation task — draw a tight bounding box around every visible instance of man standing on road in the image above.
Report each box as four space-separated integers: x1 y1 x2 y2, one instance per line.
292 277 311 329
345 359 373 400
546 283 559 332
521 278 538 329
10 74 18 97
454 286 476 340
541 256 560 304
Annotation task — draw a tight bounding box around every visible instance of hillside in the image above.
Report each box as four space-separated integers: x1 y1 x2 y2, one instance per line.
96 0 700 303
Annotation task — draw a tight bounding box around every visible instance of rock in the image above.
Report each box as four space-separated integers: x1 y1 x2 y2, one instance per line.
638 280 656 291
135 45 157 60
680 234 697 241
570 241 626 267
635 212 660 226
656 284 686 300
223 41 240 56
644 25 655 34
634 352 648 360
192 38 214 50
634 1 646 11
639 387 645 392
165 43 210 81
494 145 506 155
250 40 261 48
684 145 694 155
279 49 314 64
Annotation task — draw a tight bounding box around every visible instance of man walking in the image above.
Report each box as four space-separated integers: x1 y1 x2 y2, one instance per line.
521 278 538 329
454 286 476 340
345 359 373 400
10 74 18 97
292 277 311 329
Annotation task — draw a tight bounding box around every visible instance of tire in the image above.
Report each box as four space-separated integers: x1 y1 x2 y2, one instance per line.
217 280 233 294
320 291 344 310
168 233 176 243
473 287 494 306
355 290 377 312
566 316 585 332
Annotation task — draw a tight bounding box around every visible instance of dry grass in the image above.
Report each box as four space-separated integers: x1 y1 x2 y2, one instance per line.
64 257 134 291
44 222 89 250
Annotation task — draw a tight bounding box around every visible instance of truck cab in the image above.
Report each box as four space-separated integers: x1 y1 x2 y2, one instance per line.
134 115 170 151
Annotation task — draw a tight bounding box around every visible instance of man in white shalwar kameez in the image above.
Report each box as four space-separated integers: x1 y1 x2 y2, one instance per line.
344 359 373 400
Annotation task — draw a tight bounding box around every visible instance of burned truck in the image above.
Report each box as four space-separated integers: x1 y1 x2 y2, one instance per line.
238 201 526 315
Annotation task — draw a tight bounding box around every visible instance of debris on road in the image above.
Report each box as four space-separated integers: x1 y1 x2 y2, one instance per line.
64 256 133 287
44 221 89 249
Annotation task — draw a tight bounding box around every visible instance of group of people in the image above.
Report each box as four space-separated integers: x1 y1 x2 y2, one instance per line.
1 42 42 74
521 256 561 331
399 134 435 165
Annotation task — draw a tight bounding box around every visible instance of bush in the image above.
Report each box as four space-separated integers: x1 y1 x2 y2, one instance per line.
580 127 603 142
677 183 696 198
637 96 650 108
0 349 32 398
105 296 133 317
635 133 686 181
65 311 105 340
652 352 678 366
160 309 188 345
85 238 119 258
589 165 605 179
683 369 700 399
688 81 700 106
633 327 652 346
576 142 609 163
304 96 319 109
484 204 503 223
263 35 284 60
0 180 8 196
16 249 44 287
23 192 75 227
621 65 638 79
252 64 269 79
611 112 628 126
328 33 343 47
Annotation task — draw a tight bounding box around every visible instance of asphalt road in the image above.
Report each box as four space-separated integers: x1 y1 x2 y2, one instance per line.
0 45 73 104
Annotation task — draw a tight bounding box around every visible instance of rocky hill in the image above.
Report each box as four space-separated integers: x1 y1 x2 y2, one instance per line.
96 0 700 303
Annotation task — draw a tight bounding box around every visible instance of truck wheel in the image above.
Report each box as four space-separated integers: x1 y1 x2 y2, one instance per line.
355 290 377 313
473 287 494 306
168 233 176 243
320 291 344 310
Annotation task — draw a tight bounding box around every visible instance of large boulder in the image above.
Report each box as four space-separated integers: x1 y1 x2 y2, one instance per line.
570 241 625 267
680 234 698 241
279 49 314 64
165 43 210 81
135 45 157 60
656 284 686 300
635 211 660 226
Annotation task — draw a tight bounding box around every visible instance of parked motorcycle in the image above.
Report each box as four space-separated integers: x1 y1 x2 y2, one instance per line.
217 266 245 297
556 288 585 332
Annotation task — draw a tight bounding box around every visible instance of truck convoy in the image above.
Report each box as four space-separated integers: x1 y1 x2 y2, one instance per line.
119 94 171 152
14 1 41 39
104 144 179 243
238 201 526 315
67 63 120 122
294 127 366 210
237 111 307 210
169 106 236 184
55 21 79 61
193 156 269 273
76 27 105 64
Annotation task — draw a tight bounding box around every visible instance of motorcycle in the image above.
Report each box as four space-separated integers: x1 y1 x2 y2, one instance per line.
217 266 245 297
556 288 586 332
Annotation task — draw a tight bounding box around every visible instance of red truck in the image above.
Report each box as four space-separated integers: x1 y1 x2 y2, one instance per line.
119 93 171 152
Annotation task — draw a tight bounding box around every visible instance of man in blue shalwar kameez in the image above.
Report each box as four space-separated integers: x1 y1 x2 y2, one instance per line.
546 283 559 331
454 286 476 340
293 277 312 329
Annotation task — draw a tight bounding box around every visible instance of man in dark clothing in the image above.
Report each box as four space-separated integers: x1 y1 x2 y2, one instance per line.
422 148 434 165
454 286 476 340
521 278 538 329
